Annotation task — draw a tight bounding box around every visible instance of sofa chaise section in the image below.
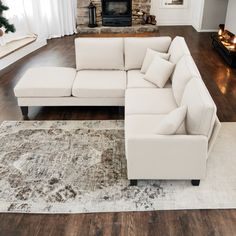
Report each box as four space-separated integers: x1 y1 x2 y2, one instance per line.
14 67 77 117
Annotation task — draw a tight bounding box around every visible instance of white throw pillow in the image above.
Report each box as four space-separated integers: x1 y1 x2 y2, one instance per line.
144 56 175 88
141 48 170 73
156 106 187 135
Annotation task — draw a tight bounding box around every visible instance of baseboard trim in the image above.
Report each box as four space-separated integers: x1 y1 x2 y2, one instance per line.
197 29 218 33
157 22 192 26
191 25 218 33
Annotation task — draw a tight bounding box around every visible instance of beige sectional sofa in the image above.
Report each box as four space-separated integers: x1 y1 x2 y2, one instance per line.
14 36 221 186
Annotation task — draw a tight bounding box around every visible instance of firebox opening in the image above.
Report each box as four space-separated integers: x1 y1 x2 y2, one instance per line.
102 0 132 27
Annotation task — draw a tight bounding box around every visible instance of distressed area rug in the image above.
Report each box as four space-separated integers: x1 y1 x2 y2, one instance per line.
0 121 236 213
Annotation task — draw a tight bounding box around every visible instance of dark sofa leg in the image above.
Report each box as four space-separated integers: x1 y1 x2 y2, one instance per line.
191 180 200 186
130 179 138 186
20 106 28 119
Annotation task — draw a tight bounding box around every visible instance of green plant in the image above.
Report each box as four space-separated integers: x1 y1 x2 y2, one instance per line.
0 0 15 33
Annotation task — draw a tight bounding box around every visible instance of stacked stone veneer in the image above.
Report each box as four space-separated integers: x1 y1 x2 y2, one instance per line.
77 0 151 26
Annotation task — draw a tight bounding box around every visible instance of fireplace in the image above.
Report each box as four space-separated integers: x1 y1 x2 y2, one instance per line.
77 0 158 34
102 0 132 26
212 25 236 68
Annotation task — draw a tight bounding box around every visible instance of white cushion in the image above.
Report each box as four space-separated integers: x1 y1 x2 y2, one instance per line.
144 56 175 88
181 78 217 138
125 114 186 137
14 67 76 98
125 88 177 115
168 36 191 64
155 106 187 135
172 55 200 105
127 70 172 89
72 70 126 98
141 48 170 73
124 37 172 70
75 38 124 70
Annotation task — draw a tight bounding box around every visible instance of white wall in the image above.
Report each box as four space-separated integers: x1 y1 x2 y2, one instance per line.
201 0 228 31
225 0 236 34
151 0 228 31
150 0 193 25
191 0 204 31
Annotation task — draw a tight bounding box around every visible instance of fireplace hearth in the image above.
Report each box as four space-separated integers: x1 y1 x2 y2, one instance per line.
102 0 132 26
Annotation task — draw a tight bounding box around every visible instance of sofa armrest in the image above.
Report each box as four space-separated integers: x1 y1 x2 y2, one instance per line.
126 134 208 180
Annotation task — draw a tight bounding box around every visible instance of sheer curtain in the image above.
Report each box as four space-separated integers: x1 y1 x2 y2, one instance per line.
0 0 77 45
0 0 33 45
39 0 77 39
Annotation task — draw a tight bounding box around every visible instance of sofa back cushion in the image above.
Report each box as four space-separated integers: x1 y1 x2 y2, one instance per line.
168 36 191 64
181 78 217 139
75 38 124 70
172 55 200 105
124 37 172 70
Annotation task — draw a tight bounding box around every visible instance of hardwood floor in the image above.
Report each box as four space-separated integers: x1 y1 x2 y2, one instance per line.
1 210 236 236
0 26 236 236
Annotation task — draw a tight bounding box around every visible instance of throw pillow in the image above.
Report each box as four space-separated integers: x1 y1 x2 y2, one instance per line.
156 106 187 135
144 56 175 88
141 48 170 73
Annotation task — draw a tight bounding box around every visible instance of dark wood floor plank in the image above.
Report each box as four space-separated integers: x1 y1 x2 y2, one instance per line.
0 26 236 236
0 211 236 236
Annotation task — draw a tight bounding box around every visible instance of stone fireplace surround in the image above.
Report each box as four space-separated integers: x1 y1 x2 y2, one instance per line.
77 0 158 34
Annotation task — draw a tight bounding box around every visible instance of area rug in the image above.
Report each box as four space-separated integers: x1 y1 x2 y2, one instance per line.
0 120 235 213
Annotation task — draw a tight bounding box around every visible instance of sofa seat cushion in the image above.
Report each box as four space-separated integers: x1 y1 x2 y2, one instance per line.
124 37 172 70
14 67 76 98
168 36 191 64
125 88 177 115
125 114 186 137
127 70 172 89
181 78 217 138
72 70 126 98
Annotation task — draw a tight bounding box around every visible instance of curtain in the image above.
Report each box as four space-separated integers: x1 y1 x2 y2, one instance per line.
39 0 77 39
0 0 77 46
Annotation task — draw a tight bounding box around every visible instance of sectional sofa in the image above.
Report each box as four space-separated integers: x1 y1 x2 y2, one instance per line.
14 36 221 186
